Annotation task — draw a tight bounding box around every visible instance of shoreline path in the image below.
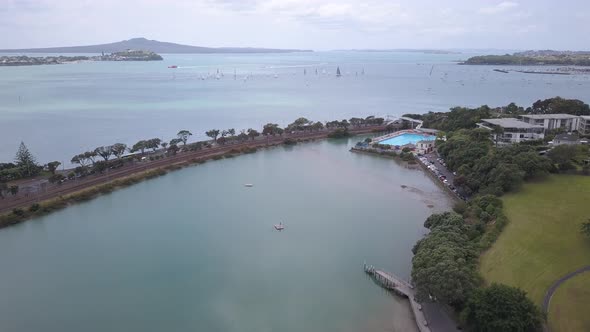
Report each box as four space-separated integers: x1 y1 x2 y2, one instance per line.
542 265 590 331
0 126 385 215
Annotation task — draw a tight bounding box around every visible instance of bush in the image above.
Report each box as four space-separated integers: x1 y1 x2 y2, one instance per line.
29 203 40 212
283 138 297 145
327 128 352 138
12 208 24 216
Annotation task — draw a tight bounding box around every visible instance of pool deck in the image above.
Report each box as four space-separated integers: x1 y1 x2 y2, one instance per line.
373 130 436 146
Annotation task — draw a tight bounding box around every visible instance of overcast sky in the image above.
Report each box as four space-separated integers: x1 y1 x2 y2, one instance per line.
1 0 588 50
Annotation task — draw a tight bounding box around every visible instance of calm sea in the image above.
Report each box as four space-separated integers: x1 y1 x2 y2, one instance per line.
1 51 589 163
0 138 452 332
0 52 589 331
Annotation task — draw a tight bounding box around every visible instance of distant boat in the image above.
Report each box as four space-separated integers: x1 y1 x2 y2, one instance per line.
336 66 342 77
274 222 285 231
168 65 178 69
244 183 254 187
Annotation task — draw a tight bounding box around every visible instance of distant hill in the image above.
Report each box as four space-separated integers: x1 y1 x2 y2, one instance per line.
0 37 312 54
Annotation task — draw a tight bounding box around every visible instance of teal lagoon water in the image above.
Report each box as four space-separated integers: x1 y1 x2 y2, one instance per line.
0 137 453 332
380 133 435 146
1 51 590 163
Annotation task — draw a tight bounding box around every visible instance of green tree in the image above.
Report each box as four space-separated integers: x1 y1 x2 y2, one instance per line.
71 154 88 168
491 125 504 147
145 138 161 152
247 128 260 140
206 129 220 142
228 128 236 137
547 145 578 170
169 138 182 146
46 161 61 174
412 212 479 307
287 117 311 131
14 142 39 177
83 150 98 165
131 140 147 154
581 219 590 237
94 146 113 161
177 130 192 145
530 97 590 116
461 283 543 332
312 121 324 131
262 123 279 136
112 143 127 159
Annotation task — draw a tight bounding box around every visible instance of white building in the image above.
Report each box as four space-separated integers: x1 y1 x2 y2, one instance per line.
477 118 545 144
415 140 435 154
519 114 580 132
579 116 590 134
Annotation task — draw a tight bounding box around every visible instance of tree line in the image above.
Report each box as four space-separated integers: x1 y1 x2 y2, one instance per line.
1 115 386 197
404 97 590 133
407 98 590 331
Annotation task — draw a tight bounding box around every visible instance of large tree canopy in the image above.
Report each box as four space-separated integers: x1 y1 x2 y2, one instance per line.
412 212 480 308
529 97 590 116
461 283 543 332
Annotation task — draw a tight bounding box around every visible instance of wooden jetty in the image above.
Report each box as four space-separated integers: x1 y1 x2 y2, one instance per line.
364 263 431 332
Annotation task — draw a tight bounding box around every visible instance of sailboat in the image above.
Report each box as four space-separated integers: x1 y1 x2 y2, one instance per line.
336 67 342 77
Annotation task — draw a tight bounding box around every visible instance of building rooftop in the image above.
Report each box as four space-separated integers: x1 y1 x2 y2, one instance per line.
520 113 580 119
554 133 579 142
480 118 544 129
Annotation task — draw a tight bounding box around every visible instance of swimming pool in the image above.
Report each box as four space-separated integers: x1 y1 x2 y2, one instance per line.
379 133 435 146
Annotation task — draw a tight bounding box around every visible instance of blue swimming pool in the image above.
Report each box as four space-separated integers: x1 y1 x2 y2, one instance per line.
379 133 435 146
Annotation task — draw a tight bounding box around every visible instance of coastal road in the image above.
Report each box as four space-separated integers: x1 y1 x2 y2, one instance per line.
0 126 385 216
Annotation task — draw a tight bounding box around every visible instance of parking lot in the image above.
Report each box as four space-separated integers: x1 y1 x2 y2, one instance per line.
417 152 468 201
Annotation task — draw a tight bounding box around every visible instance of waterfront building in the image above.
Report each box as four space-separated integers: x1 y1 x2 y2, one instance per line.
519 114 581 132
415 140 435 154
477 118 545 144
578 116 590 134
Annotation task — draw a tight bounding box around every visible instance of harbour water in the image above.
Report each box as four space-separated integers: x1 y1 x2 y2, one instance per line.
1 51 590 163
0 138 452 332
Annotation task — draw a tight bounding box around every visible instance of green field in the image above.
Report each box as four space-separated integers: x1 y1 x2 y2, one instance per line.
479 175 590 330
549 273 590 332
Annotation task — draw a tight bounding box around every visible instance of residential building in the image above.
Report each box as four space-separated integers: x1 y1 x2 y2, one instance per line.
579 116 590 134
477 118 545 144
552 133 580 146
519 114 580 132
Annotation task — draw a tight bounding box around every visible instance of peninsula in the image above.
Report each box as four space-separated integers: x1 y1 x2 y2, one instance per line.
463 50 590 66
0 50 163 66
0 37 312 54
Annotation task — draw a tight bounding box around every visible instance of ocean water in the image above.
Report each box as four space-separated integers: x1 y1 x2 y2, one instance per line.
0 138 453 332
1 51 590 163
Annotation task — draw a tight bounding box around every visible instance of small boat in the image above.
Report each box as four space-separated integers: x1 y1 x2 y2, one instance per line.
168 65 178 69
244 183 254 187
274 222 285 231
336 66 342 77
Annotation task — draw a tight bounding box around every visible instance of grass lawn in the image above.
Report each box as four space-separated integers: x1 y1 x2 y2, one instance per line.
549 273 590 332
479 175 590 331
